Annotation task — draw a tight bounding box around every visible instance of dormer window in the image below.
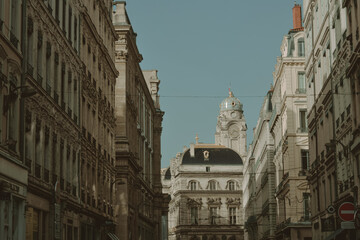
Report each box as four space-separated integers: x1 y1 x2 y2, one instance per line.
190 181 197 190
209 180 217 190
228 181 235 191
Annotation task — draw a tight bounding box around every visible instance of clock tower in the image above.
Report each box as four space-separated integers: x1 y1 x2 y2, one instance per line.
215 90 247 159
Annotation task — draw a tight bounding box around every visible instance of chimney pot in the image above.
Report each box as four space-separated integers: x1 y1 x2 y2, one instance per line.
292 4 302 30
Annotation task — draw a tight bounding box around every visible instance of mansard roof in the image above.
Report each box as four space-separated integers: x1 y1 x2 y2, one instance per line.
181 145 243 165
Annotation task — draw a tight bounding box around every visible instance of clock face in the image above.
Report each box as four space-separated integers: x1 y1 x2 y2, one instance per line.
229 125 239 138
230 130 239 138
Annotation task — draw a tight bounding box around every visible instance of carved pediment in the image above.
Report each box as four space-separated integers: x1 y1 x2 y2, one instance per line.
207 197 221 205
226 197 241 206
187 198 202 206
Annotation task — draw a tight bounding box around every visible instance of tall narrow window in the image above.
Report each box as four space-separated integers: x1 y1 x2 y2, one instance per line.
303 193 310 221
297 72 306 93
61 63 65 107
229 207 236 224
44 126 50 182
298 38 305 57
209 207 217 224
301 150 309 170
190 207 198 224
55 0 59 23
209 181 216 190
190 181 197 191
62 0 66 31
228 181 235 191
299 109 307 132
54 53 59 103
68 7 72 42
37 31 43 84
46 42 51 94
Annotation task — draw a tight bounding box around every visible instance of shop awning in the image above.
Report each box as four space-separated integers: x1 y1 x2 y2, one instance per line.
107 233 120 240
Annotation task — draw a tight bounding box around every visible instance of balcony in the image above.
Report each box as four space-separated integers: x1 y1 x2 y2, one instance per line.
35 163 41 178
10 31 19 49
46 82 51 95
296 88 306 94
53 92 59 104
297 127 308 133
276 218 291 232
44 169 50 182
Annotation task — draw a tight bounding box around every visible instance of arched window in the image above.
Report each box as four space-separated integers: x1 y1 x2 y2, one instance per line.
190 181 197 190
208 180 217 190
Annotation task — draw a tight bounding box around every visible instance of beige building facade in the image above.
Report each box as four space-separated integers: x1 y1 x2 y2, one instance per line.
243 91 276 240
113 2 168 240
303 0 357 238
163 92 246 240
0 0 28 239
1 0 118 239
270 11 311 239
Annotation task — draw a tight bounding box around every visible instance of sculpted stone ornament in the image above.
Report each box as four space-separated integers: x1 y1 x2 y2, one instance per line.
207 198 221 205
226 198 241 206
187 198 202 206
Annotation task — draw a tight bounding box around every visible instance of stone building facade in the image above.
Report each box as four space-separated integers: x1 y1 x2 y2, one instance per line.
344 0 360 238
0 1 28 239
303 0 356 238
270 7 311 239
165 143 244 240
163 91 246 240
113 2 168 240
243 91 276 240
0 0 119 239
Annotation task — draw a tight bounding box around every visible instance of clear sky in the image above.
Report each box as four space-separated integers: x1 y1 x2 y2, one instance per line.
125 0 301 168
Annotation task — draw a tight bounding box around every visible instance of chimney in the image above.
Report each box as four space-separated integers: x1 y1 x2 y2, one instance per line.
292 4 303 30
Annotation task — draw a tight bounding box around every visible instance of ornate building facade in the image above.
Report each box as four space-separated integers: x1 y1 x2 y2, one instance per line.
163 91 246 240
0 0 28 239
270 6 311 239
113 2 168 240
304 0 356 238
344 0 360 237
243 91 276 240
19 0 117 239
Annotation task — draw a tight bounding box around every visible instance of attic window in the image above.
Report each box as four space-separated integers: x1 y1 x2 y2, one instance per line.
231 102 236 106
206 167 210 172
203 151 209 160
